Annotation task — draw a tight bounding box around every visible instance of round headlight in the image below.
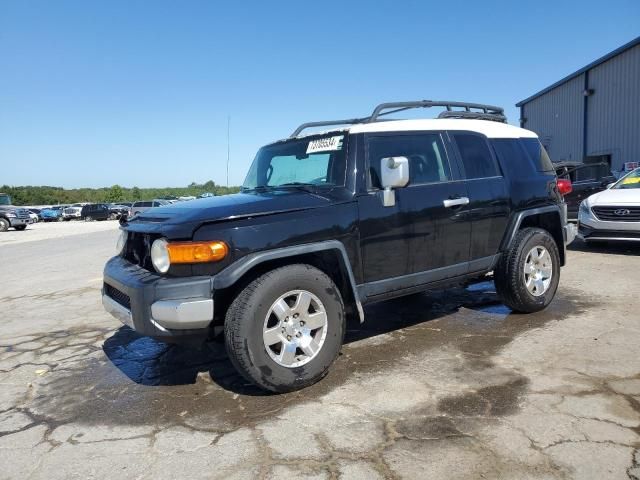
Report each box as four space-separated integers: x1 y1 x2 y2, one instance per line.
151 238 170 273
116 230 127 254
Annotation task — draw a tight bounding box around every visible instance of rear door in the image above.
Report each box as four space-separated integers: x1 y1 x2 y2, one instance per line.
357 131 471 284
448 132 510 269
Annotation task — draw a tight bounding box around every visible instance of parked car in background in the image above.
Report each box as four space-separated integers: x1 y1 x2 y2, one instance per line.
129 200 170 217
199 192 215 198
554 161 616 221
41 206 67 222
28 209 41 223
0 193 30 232
63 204 86 220
108 204 129 220
81 203 111 221
178 196 197 202
578 167 640 243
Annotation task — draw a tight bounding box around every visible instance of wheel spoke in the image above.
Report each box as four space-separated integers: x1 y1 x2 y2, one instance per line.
271 298 290 323
279 342 297 366
304 311 327 330
540 265 552 278
301 339 321 357
525 276 535 293
294 291 312 314
263 327 283 347
534 278 545 293
524 263 536 275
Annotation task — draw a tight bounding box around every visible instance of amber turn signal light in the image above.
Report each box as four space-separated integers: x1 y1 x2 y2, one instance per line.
167 241 228 264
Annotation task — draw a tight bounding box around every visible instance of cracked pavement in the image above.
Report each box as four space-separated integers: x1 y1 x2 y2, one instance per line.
1 226 639 479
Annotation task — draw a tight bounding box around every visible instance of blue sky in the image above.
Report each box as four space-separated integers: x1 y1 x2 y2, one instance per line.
1 1 639 188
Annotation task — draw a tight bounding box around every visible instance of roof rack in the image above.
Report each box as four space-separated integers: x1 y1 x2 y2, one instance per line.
290 100 506 137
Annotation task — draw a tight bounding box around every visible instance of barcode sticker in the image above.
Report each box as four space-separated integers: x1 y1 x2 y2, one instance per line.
306 135 344 154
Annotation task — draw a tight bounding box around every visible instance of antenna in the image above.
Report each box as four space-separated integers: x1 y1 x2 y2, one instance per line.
226 115 230 188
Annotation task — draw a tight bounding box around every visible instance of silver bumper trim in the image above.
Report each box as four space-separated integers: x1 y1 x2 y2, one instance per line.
102 295 134 329
564 223 577 245
150 298 213 330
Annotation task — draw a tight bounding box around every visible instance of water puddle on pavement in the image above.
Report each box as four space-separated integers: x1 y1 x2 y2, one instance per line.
1 282 599 433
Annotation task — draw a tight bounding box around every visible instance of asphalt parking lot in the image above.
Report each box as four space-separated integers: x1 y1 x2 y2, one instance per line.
1 224 639 479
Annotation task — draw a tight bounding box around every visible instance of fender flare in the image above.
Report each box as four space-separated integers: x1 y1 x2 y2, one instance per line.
500 205 567 262
213 240 365 322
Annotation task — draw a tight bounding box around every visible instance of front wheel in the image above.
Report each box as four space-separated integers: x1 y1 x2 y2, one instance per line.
14 225 27 231
0 218 10 232
494 227 561 313
224 264 345 393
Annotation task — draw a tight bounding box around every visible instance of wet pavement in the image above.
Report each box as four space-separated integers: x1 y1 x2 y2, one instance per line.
1 230 639 479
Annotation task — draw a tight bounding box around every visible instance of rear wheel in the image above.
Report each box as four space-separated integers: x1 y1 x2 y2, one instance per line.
494 227 560 313
0 218 10 232
225 264 345 392
85 216 93 222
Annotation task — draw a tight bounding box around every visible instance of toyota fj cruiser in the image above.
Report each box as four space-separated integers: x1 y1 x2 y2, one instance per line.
103 100 577 392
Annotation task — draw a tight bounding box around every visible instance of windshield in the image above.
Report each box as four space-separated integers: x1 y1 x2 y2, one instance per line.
612 169 640 189
243 134 347 191
0 194 11 206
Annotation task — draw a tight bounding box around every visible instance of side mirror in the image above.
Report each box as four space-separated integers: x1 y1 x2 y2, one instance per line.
380 156 409 207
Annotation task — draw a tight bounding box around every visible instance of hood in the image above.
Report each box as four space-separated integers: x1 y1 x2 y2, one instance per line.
588 188 640 205
126 189 352 237
0 205 18 213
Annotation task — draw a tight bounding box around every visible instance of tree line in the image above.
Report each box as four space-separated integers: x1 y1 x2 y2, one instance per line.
1 181 241 206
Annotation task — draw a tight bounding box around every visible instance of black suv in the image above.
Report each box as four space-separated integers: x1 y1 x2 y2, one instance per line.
81 203 111 221
103 100 576 392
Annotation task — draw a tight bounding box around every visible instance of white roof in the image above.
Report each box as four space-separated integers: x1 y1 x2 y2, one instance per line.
347 118 538 138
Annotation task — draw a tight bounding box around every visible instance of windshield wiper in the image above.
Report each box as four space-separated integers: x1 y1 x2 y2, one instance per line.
274 182 317 192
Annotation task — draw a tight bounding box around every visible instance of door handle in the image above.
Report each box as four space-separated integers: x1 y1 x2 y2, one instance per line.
443 197 470 208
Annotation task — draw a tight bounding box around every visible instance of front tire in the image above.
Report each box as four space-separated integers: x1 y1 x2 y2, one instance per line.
494 227 560 313
224 264 345 393
14 225 27 231
0 218 10 232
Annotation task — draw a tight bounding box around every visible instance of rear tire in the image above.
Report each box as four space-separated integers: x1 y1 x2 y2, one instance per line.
224 264 345 393
85 216 93 222
494 227 560 313
0 218 9 232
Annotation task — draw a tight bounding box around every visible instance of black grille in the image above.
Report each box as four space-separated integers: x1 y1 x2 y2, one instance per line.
592 206 640 222
104 283 131 309
16 209 30 219
123 231 161 271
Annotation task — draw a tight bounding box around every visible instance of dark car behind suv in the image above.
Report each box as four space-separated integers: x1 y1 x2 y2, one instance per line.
554 161 616 221
102 100 576 392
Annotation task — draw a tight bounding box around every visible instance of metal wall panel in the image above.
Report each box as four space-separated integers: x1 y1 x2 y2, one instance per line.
521 74 584 163
587 44 640 172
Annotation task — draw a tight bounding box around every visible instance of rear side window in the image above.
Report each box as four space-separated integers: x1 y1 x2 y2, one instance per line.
452 134 500 179
520 138 555 172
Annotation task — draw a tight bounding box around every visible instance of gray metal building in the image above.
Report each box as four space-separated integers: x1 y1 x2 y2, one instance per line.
516 36 640 173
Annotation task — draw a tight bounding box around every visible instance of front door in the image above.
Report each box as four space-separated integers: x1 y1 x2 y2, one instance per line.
357 131 472 286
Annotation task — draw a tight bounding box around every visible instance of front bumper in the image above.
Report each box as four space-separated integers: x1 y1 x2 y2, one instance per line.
102 256 215 338
578 208 640 242
8 217 29 227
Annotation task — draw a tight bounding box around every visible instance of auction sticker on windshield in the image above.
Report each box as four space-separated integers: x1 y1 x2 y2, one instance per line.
306 135 344 154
